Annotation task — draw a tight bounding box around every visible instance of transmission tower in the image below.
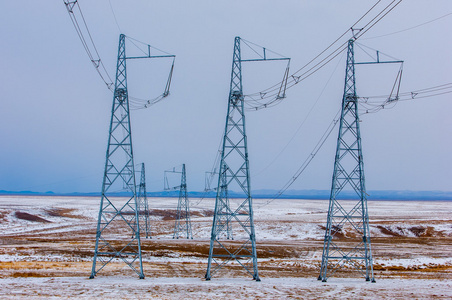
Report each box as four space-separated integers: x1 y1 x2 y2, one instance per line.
319 38 374 282
90 34 144 279
318 38 403 282
219 164 233 240
165 164 193 239
204 165 232 239
319 37 403 282
205 37 290 281
138 163 151 239
90 34 175 279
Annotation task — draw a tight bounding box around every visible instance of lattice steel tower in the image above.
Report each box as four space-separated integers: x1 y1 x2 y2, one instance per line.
205 36 289 281
172 164 193 239
319 39 375 282
205 37 258 281
90 34 144 279
90 34 175 279
204 165 233 240
138 163 151 239
218 164 233 240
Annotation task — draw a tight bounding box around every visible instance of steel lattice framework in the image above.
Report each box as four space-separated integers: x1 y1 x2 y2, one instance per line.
318 38 403 282
90 34 175 279
138 163 151 239
171 164 193 239
203 165 233 240
206 36 260 281
90 34 144 279
319 39 375 282
206 37 289 281
218 164 233 240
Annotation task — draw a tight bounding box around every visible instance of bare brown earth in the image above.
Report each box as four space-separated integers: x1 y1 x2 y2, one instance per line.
1 234 451 280
0 196 451 298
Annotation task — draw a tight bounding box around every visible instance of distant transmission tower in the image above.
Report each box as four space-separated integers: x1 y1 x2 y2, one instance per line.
319 38 402 282
205 36 290 281
90 34 175 279
204 165 233 240
165 164 193 239
219 164 233 240
138 163 151 239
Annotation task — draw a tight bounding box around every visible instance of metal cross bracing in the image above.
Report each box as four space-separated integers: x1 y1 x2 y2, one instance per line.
164 164 193 239
90 34 175 279
319 39 374 282
90 34 144 279
218 164 233 240
137 163 151 239
319 38 403 282
204 166 233 240
205 36 290 281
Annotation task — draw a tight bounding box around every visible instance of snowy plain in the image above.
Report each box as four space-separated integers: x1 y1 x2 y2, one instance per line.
0 195 451 299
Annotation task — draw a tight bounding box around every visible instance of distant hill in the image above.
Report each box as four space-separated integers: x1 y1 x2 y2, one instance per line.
1 189 451 200
251 189 452 201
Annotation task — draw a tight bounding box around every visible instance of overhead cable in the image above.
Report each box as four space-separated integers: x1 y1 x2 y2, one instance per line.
243 0 403 110
63 0 114 90
363 12 452 40
257 110 341 208
63 1 175 110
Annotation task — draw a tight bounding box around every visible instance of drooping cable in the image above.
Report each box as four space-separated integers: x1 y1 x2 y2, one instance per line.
124 35 176 110
192 135 224 207
363 12 452 40
245 0 384 102
359 82 452 114
109 0 122 33
63 0 114 90
63 1 175 110
257 110 341 208
237 39 291 111
244 0 403 110
253 51 345 178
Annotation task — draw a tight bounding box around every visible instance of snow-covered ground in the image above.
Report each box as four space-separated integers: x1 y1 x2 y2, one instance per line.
1 277 451 299
0 195 451 299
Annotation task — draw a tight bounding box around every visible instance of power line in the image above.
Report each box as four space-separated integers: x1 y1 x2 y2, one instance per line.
109 0 122 33
253 51 345 178
358 82 452 115
63 1 175 110
363 12 452 40
243 0 403 109
258 29 407 206
258 78 450 207
364 82 452 99
257 110 341 208
63 0 114 90
246 0 384 101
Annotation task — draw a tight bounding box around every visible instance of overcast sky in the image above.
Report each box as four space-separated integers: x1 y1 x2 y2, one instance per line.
1 0 451 194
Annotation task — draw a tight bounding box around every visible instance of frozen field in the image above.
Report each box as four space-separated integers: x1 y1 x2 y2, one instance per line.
0 195 451 299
